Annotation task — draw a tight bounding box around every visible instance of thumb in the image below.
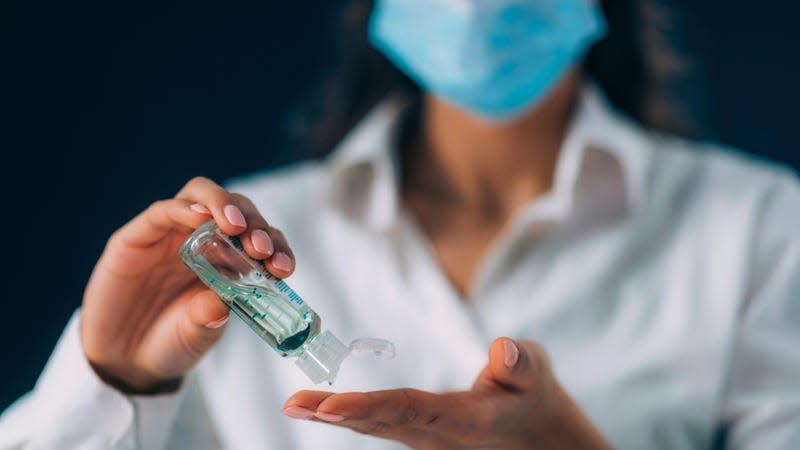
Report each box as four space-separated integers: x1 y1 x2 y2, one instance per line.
137 288 230 381
175 289 231 361
473 337 549 394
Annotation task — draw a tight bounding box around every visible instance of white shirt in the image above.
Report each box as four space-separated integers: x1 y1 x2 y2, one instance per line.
1 86 798 450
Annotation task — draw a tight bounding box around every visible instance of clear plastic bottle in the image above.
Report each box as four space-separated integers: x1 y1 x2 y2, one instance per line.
179 220 349 384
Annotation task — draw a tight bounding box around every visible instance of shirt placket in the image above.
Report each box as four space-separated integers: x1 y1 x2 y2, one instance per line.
394 211 488 380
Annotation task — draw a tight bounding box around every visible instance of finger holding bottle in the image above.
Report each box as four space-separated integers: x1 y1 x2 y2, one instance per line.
175 179 296 277
82 176 288 394
228 193 296 278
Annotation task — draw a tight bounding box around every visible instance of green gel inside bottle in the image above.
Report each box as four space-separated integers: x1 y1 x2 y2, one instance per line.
179 220 347 383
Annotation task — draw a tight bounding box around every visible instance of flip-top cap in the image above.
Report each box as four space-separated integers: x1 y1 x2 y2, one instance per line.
295 330 349 384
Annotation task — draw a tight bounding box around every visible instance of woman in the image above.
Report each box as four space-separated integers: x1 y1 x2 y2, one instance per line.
1 0 798 448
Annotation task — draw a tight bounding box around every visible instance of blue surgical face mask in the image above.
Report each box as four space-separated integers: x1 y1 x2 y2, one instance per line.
368 0 607 122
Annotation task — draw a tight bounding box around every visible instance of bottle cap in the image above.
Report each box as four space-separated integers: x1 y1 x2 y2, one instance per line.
295 330 349 384
349 338 396 359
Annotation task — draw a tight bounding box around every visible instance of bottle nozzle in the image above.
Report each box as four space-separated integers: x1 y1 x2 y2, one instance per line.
295 330 349 385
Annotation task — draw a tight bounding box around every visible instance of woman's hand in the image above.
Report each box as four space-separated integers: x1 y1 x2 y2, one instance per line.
81 176 295 393
283 338 612 450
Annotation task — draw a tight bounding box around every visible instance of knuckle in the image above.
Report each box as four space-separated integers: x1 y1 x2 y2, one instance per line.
189 177 228 201
422 413 441 426
401 404 419 425
147 199 169 212
399 389 420 425
143 199 172 224
107 229 125 249
188 176 213 187
208 192 232 208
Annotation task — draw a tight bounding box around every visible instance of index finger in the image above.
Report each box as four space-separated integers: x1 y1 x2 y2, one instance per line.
175 176 249 237
314 389 484 434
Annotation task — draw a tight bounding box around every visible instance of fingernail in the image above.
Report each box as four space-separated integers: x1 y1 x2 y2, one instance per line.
205 315 229 329
503 339 519 368
223 204 247 228
283 406 315 420
190 203 210 214
251 230 274 256
272 252 293 272
315 411 344 422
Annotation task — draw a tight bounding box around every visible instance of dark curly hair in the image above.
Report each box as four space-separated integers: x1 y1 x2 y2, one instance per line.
283 0 710 156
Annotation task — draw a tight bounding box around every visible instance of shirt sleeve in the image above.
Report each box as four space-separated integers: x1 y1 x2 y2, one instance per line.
721 175 800 449
0 309 198 450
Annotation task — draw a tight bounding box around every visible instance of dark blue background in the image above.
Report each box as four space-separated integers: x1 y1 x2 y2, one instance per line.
2 0 798 412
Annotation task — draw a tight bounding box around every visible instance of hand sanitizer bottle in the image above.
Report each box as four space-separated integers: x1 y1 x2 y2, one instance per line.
180 220 355 384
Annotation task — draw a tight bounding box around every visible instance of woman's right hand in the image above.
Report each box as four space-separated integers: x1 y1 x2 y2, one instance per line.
80 177 295 393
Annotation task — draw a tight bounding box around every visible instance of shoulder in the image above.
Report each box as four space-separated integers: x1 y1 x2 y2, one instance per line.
645 131 798 231
587 85 798 230
643 133 799 291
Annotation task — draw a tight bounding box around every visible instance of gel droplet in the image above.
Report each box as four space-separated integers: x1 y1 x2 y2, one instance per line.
348 338 396 359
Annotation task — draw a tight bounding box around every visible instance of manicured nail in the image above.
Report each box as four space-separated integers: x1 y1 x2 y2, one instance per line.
190 203 210 214
283 406 315 420
272 252 293 272
315 411 344 422
223 204 247 228
503 339 519 368
251 230 274 256
205 315 229 329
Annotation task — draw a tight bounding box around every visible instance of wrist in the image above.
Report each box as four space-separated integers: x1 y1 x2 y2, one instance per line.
525 381 613 450
88 360 183 395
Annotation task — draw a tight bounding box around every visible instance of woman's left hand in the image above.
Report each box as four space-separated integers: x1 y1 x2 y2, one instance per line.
283 338 612 450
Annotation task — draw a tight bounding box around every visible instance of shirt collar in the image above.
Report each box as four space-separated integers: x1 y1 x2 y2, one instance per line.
575 82 652 213
324 83 653 230
325 95 409 229
531 82 653 225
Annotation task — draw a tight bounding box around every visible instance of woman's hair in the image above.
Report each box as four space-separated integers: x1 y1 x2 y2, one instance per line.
283 0 709 157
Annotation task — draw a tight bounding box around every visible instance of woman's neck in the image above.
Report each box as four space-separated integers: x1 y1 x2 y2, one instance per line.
400 69 582 297
404 69 581 223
